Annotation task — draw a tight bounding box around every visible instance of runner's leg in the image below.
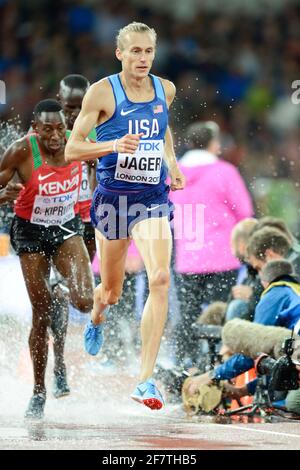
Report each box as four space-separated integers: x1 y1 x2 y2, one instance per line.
90 230 130 325
132 217 172 382
50 281 70 393
20 252 52 395
52 235 94 313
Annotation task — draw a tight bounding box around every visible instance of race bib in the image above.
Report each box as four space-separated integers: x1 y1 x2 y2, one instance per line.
31 189 78 226
114 139 163 185
79 162 92 202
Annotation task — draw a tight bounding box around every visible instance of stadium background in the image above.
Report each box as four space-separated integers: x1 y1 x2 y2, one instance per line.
1 0 300 232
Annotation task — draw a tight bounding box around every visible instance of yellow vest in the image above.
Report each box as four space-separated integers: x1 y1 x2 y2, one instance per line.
262 280 300 298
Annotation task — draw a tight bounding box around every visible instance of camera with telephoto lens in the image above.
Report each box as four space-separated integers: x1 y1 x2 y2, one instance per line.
191 323 223 371
256 335 299 392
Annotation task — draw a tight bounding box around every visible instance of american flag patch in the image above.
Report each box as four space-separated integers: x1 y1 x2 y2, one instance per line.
153 104 163 114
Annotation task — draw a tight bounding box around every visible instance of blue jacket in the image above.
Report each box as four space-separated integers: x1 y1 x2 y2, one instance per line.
213 354 254 381
254 276 300 330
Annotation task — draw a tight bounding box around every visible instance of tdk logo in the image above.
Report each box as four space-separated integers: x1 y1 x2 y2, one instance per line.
138 142 161 151
43 193 74 204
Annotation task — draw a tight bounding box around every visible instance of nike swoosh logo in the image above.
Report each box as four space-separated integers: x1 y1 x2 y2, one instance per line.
59 225 77 240
38 172 55 181
63 233 76 240
147 205 160 212
120 108 138 116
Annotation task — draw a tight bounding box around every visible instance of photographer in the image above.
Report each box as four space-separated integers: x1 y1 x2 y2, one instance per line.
186 319 300 413
186 260 300 412
255 260 300 330
188 260 300 386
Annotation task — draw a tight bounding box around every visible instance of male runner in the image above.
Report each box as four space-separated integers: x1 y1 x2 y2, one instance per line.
58 74 97 262
66 22 185 409
0 99 94 418
23 77 95 400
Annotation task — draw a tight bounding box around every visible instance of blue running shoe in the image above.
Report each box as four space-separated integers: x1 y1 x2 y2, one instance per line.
84 320 104 356
131 378 165 410
53 370 70 399
24 393 46 419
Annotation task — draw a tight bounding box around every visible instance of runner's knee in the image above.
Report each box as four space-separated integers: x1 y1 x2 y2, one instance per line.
30 297 52 329
149 268 170 291
31 310 51 331
70 284 94 312
71 295 93 313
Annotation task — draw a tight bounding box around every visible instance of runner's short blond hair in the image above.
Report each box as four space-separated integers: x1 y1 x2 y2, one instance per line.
116 22 157 50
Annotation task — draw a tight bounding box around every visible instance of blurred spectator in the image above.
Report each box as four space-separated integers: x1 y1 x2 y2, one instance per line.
67 1 94 36
247 226 292 272
226 217 263 321
247 224 300 281
197 301 227 326
250 216 300 277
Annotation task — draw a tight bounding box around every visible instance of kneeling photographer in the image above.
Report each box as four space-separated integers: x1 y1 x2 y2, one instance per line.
185 318 300 413
185 260 300 414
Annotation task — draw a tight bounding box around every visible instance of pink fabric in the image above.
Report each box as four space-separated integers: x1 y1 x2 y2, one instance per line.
92 240 141 275
92 254 100 275
127 240 140 258
171 160 253 274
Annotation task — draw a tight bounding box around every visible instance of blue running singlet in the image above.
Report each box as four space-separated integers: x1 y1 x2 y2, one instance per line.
95 74 169 191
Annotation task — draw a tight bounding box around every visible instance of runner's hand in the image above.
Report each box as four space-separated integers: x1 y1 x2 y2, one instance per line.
115 133 143 154
170 165 185 191
1 182 24 202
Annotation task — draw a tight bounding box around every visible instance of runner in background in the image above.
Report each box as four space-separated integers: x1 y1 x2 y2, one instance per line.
59 74 97 262
0 100 94 418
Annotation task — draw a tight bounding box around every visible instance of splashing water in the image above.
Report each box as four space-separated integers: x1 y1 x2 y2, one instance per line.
0 119 25 152
0 120 25 232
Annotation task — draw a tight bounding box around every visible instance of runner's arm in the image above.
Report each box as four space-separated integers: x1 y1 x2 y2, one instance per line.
162 79 178 171
0 181 24 204
164 127 185 191
65 81 141 163
164 126 179 172
162 79 179 170
161 79 185 190
0 141 25 204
